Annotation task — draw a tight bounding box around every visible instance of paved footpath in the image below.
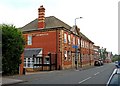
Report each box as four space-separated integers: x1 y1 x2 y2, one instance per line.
1 77 24 86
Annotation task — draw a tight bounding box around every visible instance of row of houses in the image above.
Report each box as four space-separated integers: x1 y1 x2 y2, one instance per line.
19 5 111 75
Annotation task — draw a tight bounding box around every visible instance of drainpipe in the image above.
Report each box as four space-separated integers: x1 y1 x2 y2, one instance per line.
80 37 82 68
56 29 58 70
89 41 91 66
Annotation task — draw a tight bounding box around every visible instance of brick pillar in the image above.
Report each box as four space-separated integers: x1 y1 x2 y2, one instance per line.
19 53 24 75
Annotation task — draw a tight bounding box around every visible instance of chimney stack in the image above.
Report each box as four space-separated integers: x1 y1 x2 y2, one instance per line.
38 5 45 29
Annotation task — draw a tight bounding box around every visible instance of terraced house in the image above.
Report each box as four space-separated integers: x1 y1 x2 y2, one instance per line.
20 5 95 75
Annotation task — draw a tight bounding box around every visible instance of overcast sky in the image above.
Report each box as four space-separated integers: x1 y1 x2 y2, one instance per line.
0 0 119 54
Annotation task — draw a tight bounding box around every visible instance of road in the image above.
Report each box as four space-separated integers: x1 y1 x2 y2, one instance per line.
8 63 115 85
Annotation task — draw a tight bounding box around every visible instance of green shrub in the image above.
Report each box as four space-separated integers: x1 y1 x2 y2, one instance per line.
1 24 25 75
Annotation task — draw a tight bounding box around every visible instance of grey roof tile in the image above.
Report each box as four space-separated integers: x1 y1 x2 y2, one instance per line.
21 16 71 32
21 16 93 43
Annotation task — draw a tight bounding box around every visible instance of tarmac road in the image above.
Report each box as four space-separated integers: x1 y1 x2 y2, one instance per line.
22 63 115 84
3 63 115 85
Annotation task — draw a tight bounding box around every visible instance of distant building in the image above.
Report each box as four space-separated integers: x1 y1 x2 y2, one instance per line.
93 45 100 60
105 52 112 63
19 5 94 75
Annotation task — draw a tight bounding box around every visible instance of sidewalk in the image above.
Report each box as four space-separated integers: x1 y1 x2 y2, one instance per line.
1 77 25 86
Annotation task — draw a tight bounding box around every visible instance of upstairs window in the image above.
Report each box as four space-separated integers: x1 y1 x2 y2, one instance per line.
81 40 83 47
78 39 80 46
64 33 67 43
83 40 84 48
73 37 75 45
85 41 87 48
27 35 32 45
68 35 71 44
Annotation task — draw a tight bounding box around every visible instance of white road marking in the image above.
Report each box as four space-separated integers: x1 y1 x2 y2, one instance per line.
96 66 103 69
75 70 79 71
94 72 100 75
78 77 91 84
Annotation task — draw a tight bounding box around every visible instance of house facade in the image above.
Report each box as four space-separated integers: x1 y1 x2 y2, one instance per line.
104 52 112 63
94 45 100 60
20 5 94 75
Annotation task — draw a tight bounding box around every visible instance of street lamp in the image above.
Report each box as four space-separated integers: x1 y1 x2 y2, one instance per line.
74 17 83 70
75 17 83 26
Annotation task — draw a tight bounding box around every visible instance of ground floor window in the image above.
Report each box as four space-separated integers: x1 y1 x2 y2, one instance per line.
24 57 42 68
64 51 67 61
44 57 50 64
68 51 71 61
34 57 42 68
24 58 33 68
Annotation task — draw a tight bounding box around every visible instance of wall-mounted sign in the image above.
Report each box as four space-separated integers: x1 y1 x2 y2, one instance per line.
32 33 48 37
72 45 78 49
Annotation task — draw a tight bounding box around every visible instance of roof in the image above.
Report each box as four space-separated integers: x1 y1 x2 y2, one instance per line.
80 32 94 43
21 16 93 43
21 16 71 32
94 45 100 48
24 48 42 58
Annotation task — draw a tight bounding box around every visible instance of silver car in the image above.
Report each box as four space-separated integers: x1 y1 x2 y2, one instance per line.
106 68 120 86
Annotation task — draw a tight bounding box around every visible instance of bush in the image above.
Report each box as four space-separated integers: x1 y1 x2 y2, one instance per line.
1 24 25 75
112 55 120 62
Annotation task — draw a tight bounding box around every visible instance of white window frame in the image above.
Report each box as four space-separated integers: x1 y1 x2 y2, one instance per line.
73 37 75 45
68 51 71 61
24 58 33 68
64 51 67 61
64 33 67 43
85 41 86 48
83 40 84 48
34 57 42 68
78 39 80 46
27 35 32 45
81 40 83 47
68 35 71 44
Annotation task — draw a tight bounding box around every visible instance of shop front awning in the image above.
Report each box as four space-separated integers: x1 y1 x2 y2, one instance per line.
24 48 42 58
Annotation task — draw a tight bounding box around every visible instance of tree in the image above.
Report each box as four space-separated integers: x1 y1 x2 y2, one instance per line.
99 47 107 61
1 24 25 75
112 54 120 62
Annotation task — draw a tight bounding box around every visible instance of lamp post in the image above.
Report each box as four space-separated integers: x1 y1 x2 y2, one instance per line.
75 17 83 27
74 17 83 70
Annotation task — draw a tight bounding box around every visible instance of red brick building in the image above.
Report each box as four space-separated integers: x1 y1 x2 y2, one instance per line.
94 45 100 60
20 5 94 74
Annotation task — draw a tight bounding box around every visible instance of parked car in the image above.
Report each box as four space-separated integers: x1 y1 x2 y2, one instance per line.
115 61 120 67
106 68 120 86
115 61 118 65
94 59 104 66
99 59 104 65
94 60 101 66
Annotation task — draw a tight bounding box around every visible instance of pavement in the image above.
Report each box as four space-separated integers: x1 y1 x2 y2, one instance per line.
1 77 24 86
1 65 96 85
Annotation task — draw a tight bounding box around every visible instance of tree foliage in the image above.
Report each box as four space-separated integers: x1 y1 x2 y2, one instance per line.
112 55 120 62
99 48 107 61
1 24 25 75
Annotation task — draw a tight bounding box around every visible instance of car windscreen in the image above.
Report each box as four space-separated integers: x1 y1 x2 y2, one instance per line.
109 74 120 85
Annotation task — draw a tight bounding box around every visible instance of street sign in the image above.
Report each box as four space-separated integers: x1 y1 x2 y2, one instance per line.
72 45 78 49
